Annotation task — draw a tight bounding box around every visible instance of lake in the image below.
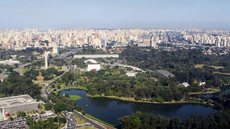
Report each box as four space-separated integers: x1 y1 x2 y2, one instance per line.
61 90 217 126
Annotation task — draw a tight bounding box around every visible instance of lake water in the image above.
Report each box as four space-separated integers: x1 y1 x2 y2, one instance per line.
61 90 217 126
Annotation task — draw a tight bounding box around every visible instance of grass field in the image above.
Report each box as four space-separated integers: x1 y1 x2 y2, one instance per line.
210 65 224 69
69 95 82 101
74 115 88 124
189 88 221 95
78 126 96 129
194 64 204 68
213 71 230 76
194 64 224 70
85 114 115 127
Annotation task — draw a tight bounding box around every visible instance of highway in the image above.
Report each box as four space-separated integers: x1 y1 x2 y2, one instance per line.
62 111 77 129
41 70 69 102
52 48 80 60
73 110 106 129
40 50 81 129
42 74 80 129
62 110 107 129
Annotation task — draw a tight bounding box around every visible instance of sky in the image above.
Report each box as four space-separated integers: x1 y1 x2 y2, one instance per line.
0 0 230 29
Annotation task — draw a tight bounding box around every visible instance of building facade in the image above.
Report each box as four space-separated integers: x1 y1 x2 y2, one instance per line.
0 95 41 120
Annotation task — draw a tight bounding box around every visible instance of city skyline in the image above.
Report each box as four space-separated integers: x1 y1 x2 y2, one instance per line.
0 0 230 29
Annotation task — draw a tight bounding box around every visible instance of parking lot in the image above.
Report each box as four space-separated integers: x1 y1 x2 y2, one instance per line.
0 118 28 129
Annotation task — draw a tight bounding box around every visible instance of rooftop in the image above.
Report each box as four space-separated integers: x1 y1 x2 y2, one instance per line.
0 94 39 108
155 70 175 77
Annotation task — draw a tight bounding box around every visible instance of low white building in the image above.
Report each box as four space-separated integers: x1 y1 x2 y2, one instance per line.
126 72 138 77
87 64 101 71
0 73 8 82
199 82 206 86
181 82 190 87
0 59 20 65
74 54 119 59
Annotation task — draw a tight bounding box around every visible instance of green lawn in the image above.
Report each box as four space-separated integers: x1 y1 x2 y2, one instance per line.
194 64 204 68
210 65 224 69
85 113 115 127
78 126 96 129
69 95 82 101
74 115 88 124
194 64 224 70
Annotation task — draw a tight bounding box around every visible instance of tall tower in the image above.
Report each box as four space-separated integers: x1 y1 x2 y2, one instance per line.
150 34 153 47
44 50 48 69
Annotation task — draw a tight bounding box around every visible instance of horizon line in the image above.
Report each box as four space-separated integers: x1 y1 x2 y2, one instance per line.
1 26 230 31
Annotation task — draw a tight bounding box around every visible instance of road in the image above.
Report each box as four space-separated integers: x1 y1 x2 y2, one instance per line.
62 111 78 129
73 110 106 129
52 48 80 60
39 49 81 129
15 60 40 75
62 110 107 129
41 48 80 100
41 70 69 101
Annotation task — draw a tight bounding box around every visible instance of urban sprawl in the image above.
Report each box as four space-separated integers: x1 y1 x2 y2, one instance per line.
0 29 230 54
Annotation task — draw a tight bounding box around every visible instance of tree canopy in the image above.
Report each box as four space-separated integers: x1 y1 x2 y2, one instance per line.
120 111 230 129
0 72 40 98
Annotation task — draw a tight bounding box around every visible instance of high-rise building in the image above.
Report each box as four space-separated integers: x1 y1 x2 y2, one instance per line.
52 47 59 55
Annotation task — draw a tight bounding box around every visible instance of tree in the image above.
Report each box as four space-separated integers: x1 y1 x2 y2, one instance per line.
0 73 41 98
54 103 65 113
17 111 26 117
120 115 141 129
44 103 53 110
120 111 230 129
53 102 65 126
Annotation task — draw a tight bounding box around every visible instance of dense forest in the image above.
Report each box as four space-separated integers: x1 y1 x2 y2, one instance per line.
121 47 230 87
0 72 40 98
56 68 201 102
86 68 188 102
118 47 230 129
119 111 230 129
24 67 64 80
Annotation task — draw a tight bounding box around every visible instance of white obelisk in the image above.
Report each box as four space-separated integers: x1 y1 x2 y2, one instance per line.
44 50 48 69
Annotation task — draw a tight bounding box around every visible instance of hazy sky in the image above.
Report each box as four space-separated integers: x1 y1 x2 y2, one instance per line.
0 0 230 29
